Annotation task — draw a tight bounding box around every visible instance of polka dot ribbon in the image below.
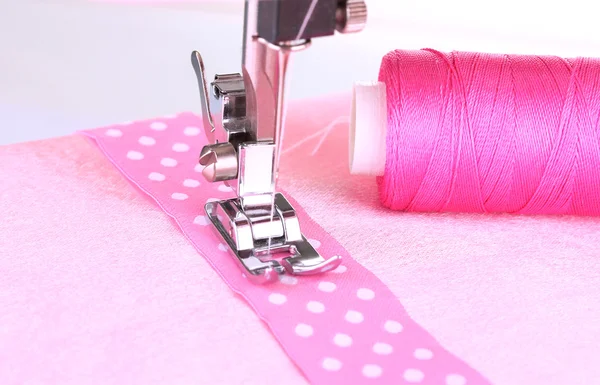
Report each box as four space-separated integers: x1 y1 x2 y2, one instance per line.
82 114 490 385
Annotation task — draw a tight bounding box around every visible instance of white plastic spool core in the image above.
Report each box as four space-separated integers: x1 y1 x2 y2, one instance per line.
349 81 387 176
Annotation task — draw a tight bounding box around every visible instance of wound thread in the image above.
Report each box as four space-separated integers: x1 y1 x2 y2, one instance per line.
377 49 600 215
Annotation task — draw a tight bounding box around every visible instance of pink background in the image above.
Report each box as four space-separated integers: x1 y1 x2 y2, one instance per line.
2 94 600 384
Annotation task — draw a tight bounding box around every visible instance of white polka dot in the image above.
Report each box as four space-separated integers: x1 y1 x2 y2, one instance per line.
404 369 424 383
105 128 122 137
306 301 325 313
362 364 382 378
183 179 200 188
218 243 228 252
268 293 287 305
218 184 233 192
321 357 342 371
318 281 336 292
150 122 167 130
171 193 188 200
295 323 313 337
194 164 203 172
333 333 352 347
138 136 156 146
357 288 375 300
345 310 364 324
414 348 433 360
126 151 144 160
172 143 190 152
308 239 321 248
384 320 403 333
193 215 210 226
184 126 201 136
373 342 393 355
161 158 178 167
446 374 466 385
280 275 298 285
332 265 347 274
148 172 165 181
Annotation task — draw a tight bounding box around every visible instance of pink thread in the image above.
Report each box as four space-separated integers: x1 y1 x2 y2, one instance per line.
378 49 600 216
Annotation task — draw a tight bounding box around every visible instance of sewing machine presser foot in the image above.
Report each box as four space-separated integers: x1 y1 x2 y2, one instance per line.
191 0 367 283
205 194 342 283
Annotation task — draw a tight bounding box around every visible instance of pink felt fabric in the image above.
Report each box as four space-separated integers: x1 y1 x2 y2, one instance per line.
1 94 600 385
80 110 489 384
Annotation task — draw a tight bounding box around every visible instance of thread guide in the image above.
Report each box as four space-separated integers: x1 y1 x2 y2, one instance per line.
191 0 367 283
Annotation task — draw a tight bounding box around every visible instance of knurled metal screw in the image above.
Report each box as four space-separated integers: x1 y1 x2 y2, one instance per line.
336 0 368 34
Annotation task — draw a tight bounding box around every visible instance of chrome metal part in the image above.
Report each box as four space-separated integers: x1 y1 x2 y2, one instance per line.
191 51 216 142
205 194 342 283
191 0 367 283
198 143 238 182
336 0 368 34
237 142 275 208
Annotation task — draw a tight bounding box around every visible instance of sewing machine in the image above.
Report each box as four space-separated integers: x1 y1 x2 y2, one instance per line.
191 0 367 283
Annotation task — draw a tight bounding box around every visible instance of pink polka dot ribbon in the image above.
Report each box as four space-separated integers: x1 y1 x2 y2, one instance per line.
82 114 490 385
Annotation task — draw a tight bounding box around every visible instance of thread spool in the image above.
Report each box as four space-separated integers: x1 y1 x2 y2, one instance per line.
350 49 600 216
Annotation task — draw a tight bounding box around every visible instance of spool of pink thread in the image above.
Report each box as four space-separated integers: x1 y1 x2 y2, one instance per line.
350 49 600 216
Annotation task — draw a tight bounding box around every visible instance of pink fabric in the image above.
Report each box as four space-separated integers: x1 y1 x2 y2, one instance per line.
378 50 600 216
2 94 600 385
1 135 307 385
79 110 489 384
